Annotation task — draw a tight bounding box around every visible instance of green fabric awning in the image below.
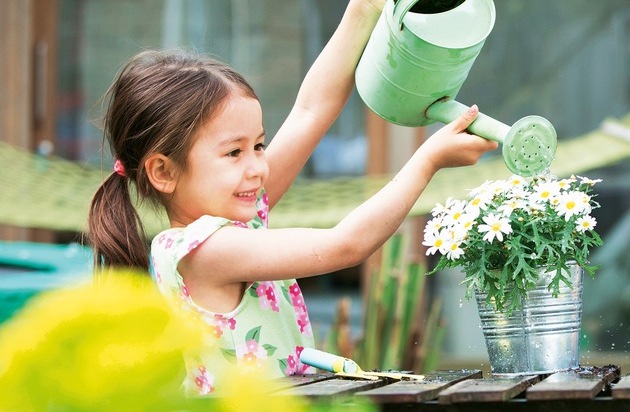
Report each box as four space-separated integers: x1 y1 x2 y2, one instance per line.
2 114 630 236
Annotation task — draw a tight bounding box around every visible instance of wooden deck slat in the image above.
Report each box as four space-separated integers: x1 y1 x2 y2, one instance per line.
355 369 483 404
274 377 385 399
271 373 334 390
526 366 620 401
438 375 540 404
612 374 630 399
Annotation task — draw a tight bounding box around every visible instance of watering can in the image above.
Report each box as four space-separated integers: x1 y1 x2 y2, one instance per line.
355 0 557 176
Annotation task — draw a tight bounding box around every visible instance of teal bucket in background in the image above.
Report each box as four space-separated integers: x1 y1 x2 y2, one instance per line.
0 242 92 323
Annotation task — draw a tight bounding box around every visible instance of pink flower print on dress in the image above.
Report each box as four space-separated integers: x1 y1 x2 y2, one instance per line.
296 312 312 335
233 221 248 228
214 314 236 330
164 236 175 249
187 239 201 253
289 283 301 296
209 325 223 339
257 208 267 222
255 282 280 312
151 257 162 284
257 192 269 225
180 284 191 299
193 365 215 395
282 346 315 376
236 339 268 368
204 314 236 339
288 282 312 335
291 292 305 308
156 233 167 245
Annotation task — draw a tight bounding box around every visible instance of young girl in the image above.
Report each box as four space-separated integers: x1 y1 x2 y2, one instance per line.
88 0 497 395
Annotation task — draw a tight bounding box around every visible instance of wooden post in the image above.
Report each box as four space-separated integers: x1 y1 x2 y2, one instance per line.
0 0 58 242
30 0 58 242
362 109 390 300
0 0 32 240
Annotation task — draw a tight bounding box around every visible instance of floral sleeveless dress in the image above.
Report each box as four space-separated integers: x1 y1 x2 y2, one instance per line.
151 192 315 395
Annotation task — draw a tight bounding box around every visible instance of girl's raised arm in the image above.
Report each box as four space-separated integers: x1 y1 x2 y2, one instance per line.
181 107 498 286
264 0 386 208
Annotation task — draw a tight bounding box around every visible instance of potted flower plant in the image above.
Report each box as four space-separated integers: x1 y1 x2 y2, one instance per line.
423 174 603 374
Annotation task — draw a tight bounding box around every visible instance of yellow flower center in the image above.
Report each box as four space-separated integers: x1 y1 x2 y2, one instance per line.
566 201 576 210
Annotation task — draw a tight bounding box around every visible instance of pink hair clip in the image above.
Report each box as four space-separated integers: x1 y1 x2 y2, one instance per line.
113 159 126 177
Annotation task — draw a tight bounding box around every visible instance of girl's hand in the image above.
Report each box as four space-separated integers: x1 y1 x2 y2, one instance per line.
422 105 499 171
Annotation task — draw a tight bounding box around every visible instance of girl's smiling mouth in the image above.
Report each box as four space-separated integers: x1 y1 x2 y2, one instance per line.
234 190 258 200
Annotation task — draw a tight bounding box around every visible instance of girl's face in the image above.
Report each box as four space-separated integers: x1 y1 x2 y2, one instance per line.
169 93 269 226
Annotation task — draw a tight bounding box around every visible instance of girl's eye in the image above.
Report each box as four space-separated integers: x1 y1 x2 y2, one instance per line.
227 149 242 157
255 143 267 151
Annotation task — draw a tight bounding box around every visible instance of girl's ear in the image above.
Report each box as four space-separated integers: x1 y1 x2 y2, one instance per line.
145 154 178 194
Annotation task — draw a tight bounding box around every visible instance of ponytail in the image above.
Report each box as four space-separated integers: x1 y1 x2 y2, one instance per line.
88 173 150 272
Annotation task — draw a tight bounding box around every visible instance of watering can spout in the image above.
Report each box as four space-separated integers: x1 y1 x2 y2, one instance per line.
426 99 557 176
355 0 558 175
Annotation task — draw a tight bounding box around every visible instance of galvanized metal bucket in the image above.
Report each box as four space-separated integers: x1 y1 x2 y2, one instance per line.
355 0 496 127
475 263 584 375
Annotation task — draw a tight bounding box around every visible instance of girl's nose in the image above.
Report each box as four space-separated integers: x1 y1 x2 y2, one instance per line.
245 152 268 179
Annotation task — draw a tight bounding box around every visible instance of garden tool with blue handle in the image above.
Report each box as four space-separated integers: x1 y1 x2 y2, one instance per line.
300 348 425 381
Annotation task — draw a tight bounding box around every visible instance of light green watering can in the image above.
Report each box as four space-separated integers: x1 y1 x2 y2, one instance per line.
355 0 557 176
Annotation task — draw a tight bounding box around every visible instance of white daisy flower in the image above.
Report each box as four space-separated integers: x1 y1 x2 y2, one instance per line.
531 181 561 204
423 229 450 256
430 198 453 217
577 175 602 186
507 175 528 188
477 214 513 243
555 191 587 220
466 194 490 217
575 215 597 232
557 177 575 191
498 198 527 216
424 217 444 234
444 239 465 260
442 199 468 226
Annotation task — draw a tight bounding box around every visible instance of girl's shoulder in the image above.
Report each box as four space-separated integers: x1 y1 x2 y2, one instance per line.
151 215 232 262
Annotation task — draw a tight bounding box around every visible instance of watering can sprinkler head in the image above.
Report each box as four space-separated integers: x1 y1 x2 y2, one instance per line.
426 99 557 176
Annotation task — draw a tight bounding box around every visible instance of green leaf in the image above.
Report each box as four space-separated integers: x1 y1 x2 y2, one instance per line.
221 348 237 363
263 343 277 356
245 326 261 342
278 359 288 374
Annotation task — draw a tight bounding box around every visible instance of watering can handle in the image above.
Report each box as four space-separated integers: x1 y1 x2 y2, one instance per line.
393 0 423 29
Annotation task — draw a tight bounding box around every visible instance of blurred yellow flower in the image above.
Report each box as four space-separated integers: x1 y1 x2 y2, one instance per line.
0 271 203 411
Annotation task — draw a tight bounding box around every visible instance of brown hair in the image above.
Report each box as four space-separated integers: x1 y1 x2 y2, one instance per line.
88 50 258 272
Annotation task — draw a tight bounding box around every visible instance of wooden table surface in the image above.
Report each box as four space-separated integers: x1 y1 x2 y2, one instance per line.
275 365 630 411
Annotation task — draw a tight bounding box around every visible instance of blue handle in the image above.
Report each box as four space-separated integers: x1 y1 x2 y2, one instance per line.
300 348 360 373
